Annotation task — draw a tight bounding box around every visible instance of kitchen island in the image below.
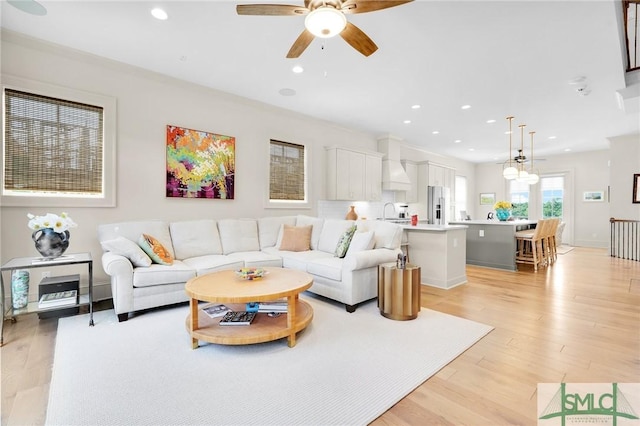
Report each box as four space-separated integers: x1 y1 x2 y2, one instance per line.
448 220 536 271
401 224 468 289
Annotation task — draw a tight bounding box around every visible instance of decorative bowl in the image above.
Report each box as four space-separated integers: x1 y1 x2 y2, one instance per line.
235 267 267 281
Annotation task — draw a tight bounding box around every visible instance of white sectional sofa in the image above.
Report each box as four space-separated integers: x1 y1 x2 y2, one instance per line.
97 215 403 321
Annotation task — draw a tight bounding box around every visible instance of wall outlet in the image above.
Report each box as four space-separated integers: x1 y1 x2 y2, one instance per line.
479 230 485 237
41 271 51 279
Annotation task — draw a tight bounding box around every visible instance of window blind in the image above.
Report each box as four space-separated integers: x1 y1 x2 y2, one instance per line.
269 139 305 201
4 89 104 195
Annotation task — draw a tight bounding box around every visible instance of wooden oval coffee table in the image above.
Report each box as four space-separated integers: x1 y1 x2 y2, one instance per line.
184 267 313 349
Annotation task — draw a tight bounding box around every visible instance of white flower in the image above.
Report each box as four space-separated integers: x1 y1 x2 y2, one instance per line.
27 212 78 233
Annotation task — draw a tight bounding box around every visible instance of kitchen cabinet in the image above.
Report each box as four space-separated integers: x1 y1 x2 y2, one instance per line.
326 146 382 201
401 160 418 203
365 154 382 201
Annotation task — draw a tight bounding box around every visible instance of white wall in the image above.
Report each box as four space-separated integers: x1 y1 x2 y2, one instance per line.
1 33 384 288
609 133 640 221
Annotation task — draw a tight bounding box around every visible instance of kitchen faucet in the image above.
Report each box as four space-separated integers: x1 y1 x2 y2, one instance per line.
382 202 396 220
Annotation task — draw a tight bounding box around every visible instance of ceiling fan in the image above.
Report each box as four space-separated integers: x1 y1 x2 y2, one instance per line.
497 150 546 165
236 0 413 58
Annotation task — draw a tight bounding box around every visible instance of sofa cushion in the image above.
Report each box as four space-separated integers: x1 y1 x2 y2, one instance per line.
258 216 296 249
182 255 244 276
279 225 312 252
98 220 175 258
295 215 324 250
317 219 355 253
272 249 334 271
307 257 343 281
170 220 222 259
366 220 403 249
345 230 375 257
218 219 260 254
100 236 152 267
226 251 283 268
139 234 174 265
334 225 357 258
132 260 195 287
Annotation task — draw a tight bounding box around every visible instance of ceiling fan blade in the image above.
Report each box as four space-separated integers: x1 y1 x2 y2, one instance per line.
341 0 413 14
287 29 315 58
340 22 378 57
236 4 309 16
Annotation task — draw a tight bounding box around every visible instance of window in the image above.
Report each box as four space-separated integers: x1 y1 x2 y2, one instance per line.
269 139 307 204
509 179 530 218
2 76 116 207
540 175 564 219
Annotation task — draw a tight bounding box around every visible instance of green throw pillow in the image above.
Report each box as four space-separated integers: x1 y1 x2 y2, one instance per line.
334 225 357 258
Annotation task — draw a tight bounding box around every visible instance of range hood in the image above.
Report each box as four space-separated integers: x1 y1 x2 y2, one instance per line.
378 135 411 191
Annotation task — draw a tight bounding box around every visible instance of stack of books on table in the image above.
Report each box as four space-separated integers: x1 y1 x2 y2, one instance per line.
257 301 288 314
219 311 256 326
201 303 231 318
38 290 77 309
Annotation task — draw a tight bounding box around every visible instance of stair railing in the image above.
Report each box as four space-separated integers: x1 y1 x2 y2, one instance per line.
610 217 640 260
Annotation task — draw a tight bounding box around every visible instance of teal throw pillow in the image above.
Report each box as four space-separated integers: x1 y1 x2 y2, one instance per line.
334 225 357 258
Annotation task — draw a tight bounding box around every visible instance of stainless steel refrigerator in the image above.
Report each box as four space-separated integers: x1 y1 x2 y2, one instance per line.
427 186 450 225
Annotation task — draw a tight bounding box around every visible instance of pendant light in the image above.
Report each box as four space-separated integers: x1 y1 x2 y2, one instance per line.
516 124 529 182
527 131 540 185
502 116 518 180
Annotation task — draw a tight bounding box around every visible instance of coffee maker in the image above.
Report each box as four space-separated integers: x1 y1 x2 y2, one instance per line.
398 204 409 219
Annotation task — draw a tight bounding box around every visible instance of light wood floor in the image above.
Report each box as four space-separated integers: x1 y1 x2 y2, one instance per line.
2 247 639 425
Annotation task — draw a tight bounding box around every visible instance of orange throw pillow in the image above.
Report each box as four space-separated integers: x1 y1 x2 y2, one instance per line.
138 234 174 265
279 225 312 252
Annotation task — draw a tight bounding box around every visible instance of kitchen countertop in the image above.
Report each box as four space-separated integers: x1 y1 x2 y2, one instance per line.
449 219 536 226
401 223 468 231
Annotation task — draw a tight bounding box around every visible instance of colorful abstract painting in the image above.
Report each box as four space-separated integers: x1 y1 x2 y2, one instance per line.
166 125 235 199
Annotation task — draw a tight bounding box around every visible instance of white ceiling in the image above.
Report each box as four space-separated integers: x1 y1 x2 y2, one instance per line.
2 0 638 163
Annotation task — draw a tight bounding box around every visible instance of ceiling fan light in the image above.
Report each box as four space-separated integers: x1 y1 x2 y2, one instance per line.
305 7 347 38
503 166 518 180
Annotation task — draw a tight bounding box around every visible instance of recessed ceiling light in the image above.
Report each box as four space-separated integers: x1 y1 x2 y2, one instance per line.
278 88 296 96
564 148 572 152
403 120 411 124
454 139 461 143
461 105 471 110
411 104 421 109
432 131 439 135
468 148 475 151
151 8 168 20
548 135 557 140
486 119 496 124
292 65 304 73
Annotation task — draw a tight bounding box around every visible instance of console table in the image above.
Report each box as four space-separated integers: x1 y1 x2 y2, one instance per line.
0 252 94 346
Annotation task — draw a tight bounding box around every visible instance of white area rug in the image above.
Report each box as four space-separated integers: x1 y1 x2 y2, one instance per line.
46 295 492 426
557 244 575 254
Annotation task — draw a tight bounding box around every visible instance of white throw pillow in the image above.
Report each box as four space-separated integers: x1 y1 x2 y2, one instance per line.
345 231 375 257
101 236 152 267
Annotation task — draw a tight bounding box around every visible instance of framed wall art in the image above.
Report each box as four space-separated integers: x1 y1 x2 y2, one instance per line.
583 191 604 202
634 174 640 203
166 125 235 199
479 192 496 205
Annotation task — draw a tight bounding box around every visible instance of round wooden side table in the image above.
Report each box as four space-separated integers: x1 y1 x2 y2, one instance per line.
377 262 421 320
